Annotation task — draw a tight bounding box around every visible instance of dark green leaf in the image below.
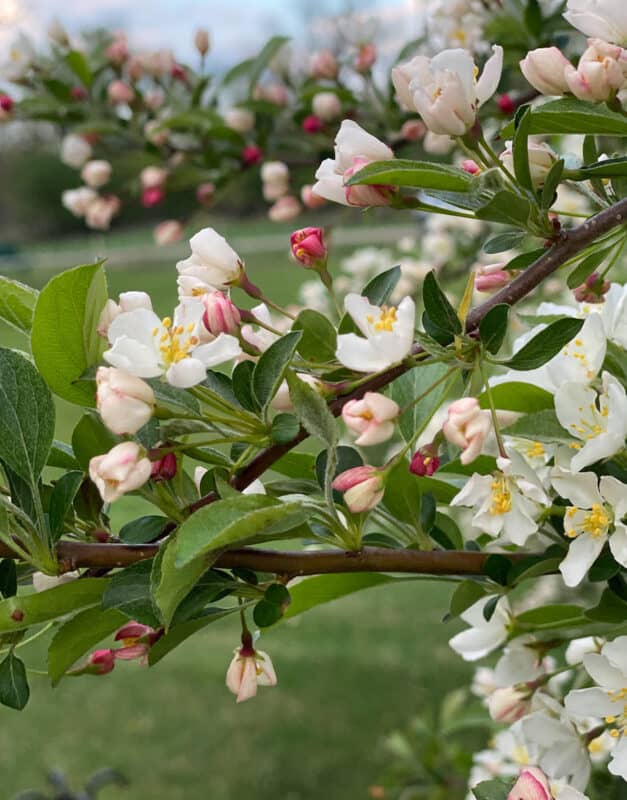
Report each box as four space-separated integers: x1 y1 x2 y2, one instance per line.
567 247 613 290
47 441 80 470
479 304 510 354
0 652 29 710
253 330 302 411
271 413 300 444
503 248 545 271
248 35 290 88
0 561 17 598
362 265 401 306
65 50 92 86
383 460 421 525
391 362 457 443
502 317 584 370
102 560 160 626
483 554 511 586
482 595 501 621
503 409 571 441
475 191 533 228
541 158 565 209
119 515 168 544
71 413 118 472
472 778 515 800
449 580 487 618
478 382 554 413
512 106 533 191
483 231 525 254
286 371 336 446
344 159 473 192
500 98 627 137
49 471 83 541
517 603 586 627
422 271 461 336
231 360 259 412
148 606 238 665
315 446 362 501
293 309 337 362
585 588 627 623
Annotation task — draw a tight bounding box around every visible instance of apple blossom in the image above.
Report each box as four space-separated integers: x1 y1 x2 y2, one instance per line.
555 372 627 471
565 636 627 780
61 187 98 217
355 42 376 73
494 636 545 687
442 398 491 465
96 366 155 435
565 637 602 666
451 453 550 546
223 107 255 133
573 272 610 304
399 119 426 141
80 160 111 189
461 158 481 175
242 145 263 166
312 91 342 122
564 0 627 46
313 120 395 207
422 131 454 154
154 220 184 246
449 596 510 662
140 166 168 189
177 228 243 290
268 195 301 222
520 47 572 95
507 767 590 800
551 468 627 586
97 291 153 338
497 94 516 115
105 34 128 65
310 50 338 79
194 28 210 56
108 79 135 105
241 304 279 353
488 686 532 724
86 649 117 675
271 373 322 412
290 227 327 267
114 621 161 663
85 195 121 231
261 160 289 201
500 140 558 188
0 94 14 114
196 182 215 205
391 45 503 135
89 442 152 503
60 134 92 168
564 39 627 102
202 291 241 337
342 392 400 446
331 465 386 513
336 293 415 373
104 299 241 388
225 644 277 703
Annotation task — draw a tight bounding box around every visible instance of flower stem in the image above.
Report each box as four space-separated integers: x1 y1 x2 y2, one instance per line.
478 359 507 459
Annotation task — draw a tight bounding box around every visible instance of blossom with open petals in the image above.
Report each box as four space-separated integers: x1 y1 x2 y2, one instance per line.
449 596 510 662
176 228 243 291
226 644 277 703
104 299 241 388
336 294 415 373
342 392 399 446
96 366 155 435
89 442 152 503
564 0 627 46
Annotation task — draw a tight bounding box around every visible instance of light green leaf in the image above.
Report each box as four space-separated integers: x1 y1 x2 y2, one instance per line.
0 276 38 334
478 382 554 413
517 603 587 629
252 330 302 411
0 578 106 633
47 606 126 685
503 409 571 441
286 371 336 446
49 471 83 541
148 607 238 666
500 98 627 137
31 261 107 406
391 362 455 443
0 348 55 486
344 159 473 192
293 310 337 362
65 50 92 86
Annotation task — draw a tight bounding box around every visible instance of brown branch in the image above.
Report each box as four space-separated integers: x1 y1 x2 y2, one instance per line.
0 540 531 576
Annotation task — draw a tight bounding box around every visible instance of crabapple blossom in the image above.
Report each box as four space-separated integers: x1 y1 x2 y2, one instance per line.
475 263 510 292
564 0 627 46
409 445 440 476
261 161 289 201
332 465 386 513
290 227 326 267
268 195 301 222
85 195 120 231
80 160 112 188
488 686 531 723
312 91 342 121
310 50 338 79
573 272 610 304
201 291 241 337
60 134 92 168
520 47 572 95
107 80 135 105
97 291 153 338
32 571 80 592
96 367 155 435
114 621 161 663
61 187 98 217
154 220 184 246
177 228 243 290
270 373 322 413
194 28 210 56
302 115 323 134
449 596 510 661
104 299 241 388
564 39 627 102
500 141 558 188
223 107 255 133
391 45 503 135
89 442 152 503
336 294 415 372
341 392 399 446
225 643 277 703
442 398 491 464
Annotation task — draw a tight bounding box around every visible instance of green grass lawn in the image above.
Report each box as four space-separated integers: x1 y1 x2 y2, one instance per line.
0 228 469 799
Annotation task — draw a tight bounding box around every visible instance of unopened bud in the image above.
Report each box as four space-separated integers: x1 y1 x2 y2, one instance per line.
194 28 210 56
202 291 241 336
150 452 178 482
461 159 480 175
497 94 516 115
573 271 610 303
242 145 263 166
302 114 324 134
409 445 440 476
290 227 327 268
196 182 216 205
332 465 385 513
141 186 165 208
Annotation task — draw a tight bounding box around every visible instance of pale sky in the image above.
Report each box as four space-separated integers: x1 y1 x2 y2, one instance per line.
0 0 424 68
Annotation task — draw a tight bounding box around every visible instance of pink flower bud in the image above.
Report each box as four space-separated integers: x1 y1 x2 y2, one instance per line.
461 159 481 175
409 445 440 476
310 50 338 80
107 79 135 105
202 291 241 336
242 145 263 166
71 86 88 102
114 621 161 663
520 47 571 96
89 442 152 503
564 38 626 102
475 263 510 293
105 35 129 65
399 119 426 141
150 452 178 482
87 649 117 675
497 94 516 114
142 186 165 208
268 195 301 222
171 63 187 82
342 392 399 446
442 398 491 465
290 227 327 267
81 159 112 188
343 157 395 207
312 91 342 122
573 271 610 303
154 220 184 246
355 43 376 72
255 83 289 106
226 645 277 703
96 366 155 435
487 686 531 723
195 28 210 56
302 114 324 134
0 94 14 113
85 195 121 231
196 181 215 205
144 88 165 110
332 465 385 513
301 184 327 209
507 767 552 800
140 166 168 189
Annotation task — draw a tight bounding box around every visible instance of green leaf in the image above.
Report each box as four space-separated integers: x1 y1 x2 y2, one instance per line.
383 460 421 525
0 276 38 334
47 606 126 685
248 35 290 88
315 445 362 501
49 471 83 541
577 156 627 178
422 271 462 336
344 159 473 192
271 413 300 444
483 554 512 586
449 580 487 618
71 412 118 471
502 317 584 370
151 537 210 628
517 603 586 628
503 248 545 271
286 371 336 446
483 231 525 254
0 348 55 486
48 441 80 470
541 158 564 209
293 310 337 362
271 452 316 481
512 106 533 191
0 560 17 598
102 560 160 627
585 588 627 623
478 382 554 413
472 778 515 800
31 261 107 406
504 409 571 441
391 362 457 443
119 515 167 544
231 360 258 412
475 191 533 228
500 98 627 137
174 495 309 568
252 331 302 411
0 578 106 633
148 607 237 666
148 379 200 415
479 304 510 355
0 652 29 710
65 50 92 86
567 247 613 290
524 0 542 35
363 266 401 306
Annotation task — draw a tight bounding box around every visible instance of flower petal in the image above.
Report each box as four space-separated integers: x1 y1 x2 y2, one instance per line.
559 533 605 587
